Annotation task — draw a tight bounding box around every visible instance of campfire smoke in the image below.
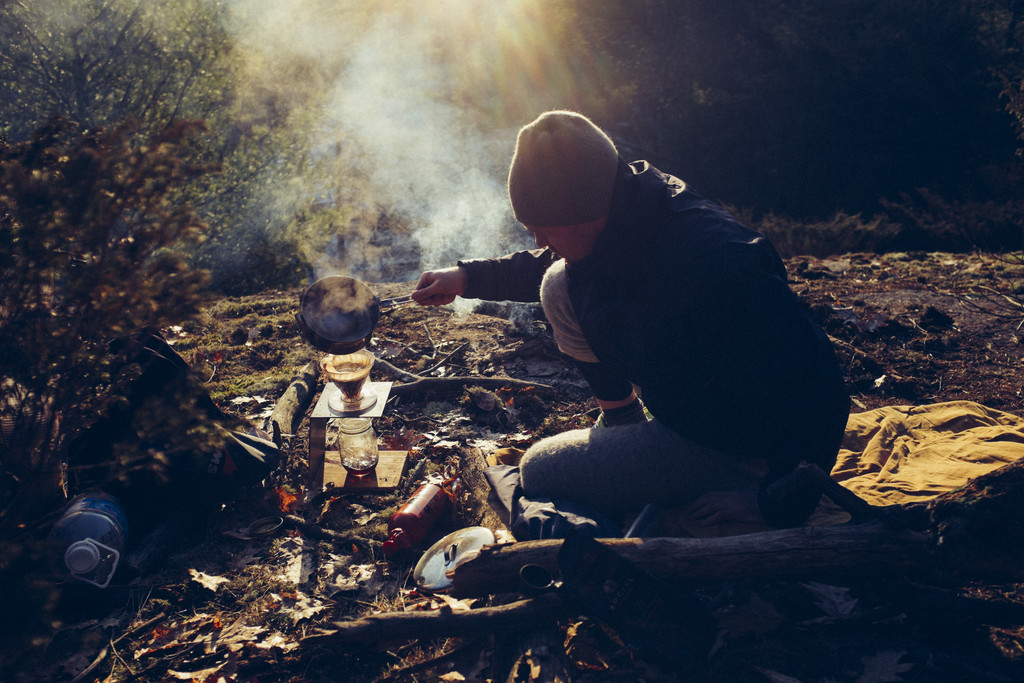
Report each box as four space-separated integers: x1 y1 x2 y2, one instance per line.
223 1 537 285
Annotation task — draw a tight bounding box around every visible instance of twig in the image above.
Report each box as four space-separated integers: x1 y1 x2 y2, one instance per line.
116 611 169 644
948 255 1024 321
107 638 135 678
372 356 423 383
421 342 468 376
390 375 556 397
977 285 1024 310
394 415 441 426
828 336 911 385
372 356 553 396
422 323 438 359
70 643 110 683
332 594 384 609
70 611 167 683
372 638 484 682
309 593 567 643
376 337 421 357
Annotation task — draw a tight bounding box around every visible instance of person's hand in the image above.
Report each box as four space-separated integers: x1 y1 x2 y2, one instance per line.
682 491 762 527
411 266 467 306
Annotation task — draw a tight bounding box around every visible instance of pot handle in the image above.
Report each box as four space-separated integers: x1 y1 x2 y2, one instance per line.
380 293 414 309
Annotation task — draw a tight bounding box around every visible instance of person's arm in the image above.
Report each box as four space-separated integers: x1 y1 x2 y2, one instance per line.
458 248 559 302
412 249 558 306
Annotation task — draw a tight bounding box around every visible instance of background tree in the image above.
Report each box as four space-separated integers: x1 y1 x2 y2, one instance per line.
576 0 1022 218
0 0 231 140
0 0 325 293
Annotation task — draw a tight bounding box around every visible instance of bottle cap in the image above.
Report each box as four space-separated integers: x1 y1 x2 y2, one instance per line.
382 528 409 557
65 540 100 573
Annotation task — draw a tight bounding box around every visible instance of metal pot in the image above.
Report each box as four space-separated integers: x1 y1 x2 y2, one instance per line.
296 276 411 354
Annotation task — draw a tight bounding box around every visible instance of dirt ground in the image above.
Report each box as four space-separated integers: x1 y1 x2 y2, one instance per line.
16 251 1024 682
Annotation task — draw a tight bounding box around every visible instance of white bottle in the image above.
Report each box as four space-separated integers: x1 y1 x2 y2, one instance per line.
49 491 128 588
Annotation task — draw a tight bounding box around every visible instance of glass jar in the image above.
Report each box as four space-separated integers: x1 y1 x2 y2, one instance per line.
337 417 378 478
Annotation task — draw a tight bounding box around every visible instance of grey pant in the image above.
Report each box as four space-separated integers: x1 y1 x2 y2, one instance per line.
521 259 766 512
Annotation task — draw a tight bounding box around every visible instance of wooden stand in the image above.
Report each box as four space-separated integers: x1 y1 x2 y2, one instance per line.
308 381 403 496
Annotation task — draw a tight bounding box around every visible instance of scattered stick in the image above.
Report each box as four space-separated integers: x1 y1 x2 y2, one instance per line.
421 342 469 376
70 642 111 683
390 375 556 397
422 323 438 359
69 611 167 683
107 638 134 678
308 593 568 643
372 356 422 383
372 638 485 682
372 356 556 397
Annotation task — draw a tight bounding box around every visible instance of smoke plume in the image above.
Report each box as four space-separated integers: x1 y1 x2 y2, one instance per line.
224 0 535 283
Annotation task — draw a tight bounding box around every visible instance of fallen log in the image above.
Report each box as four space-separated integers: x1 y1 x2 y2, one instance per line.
927 458 1024 578
448 520 931 597
458 447 511 532
308 593 568 643
450 459 1024 597
310 461 1024 653
265 360 319 438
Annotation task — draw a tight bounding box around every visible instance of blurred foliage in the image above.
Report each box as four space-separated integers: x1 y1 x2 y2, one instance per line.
882 191 1024 253
0 0 325 294
738 210 909 260
0 118 211 527
0 0 239 141
0 118 218 667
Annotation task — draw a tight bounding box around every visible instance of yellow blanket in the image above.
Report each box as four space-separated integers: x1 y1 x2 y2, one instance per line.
809 400 1024 525
661 401 1024 535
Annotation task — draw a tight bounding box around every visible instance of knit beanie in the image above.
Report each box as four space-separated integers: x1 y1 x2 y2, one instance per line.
507 111 619 228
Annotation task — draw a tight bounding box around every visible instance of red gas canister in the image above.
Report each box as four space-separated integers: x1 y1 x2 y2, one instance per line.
382 480 457 557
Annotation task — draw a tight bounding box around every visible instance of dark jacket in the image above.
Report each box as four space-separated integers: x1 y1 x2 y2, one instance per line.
461 160 849 526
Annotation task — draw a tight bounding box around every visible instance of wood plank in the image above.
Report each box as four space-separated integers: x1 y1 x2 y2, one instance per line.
322 450 408 493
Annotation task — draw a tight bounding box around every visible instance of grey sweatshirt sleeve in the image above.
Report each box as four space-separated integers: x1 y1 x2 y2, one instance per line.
457 248 559 302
